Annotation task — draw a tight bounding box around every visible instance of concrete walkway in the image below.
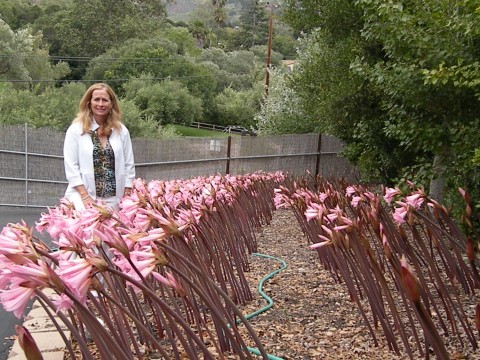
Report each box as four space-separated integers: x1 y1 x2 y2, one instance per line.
7 289 68 360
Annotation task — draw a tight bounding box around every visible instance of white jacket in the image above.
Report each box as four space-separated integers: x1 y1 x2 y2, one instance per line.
64 120 135 209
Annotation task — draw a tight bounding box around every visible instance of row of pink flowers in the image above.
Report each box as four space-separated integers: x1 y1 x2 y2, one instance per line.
273 178 478 358
0 172 286 319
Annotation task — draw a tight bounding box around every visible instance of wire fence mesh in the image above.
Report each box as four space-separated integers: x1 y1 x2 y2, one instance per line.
0 124 358 207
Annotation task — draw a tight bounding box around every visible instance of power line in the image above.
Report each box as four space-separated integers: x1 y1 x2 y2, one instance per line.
0 53 174 63
0 72 251 83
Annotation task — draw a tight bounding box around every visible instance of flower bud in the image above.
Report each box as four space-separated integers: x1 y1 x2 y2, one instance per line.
466 204 473 219
153 248 169 266
47 266 66 292
15 325 43 360
401 256 420 303
87 256 109 272
92 203 113 219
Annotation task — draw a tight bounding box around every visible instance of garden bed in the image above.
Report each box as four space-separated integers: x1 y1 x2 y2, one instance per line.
237 209 480 360
66 208 480 359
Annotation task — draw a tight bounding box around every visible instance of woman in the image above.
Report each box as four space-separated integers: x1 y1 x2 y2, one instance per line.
63 83 135 210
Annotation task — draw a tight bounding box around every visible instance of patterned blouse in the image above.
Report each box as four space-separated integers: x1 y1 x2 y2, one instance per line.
91 130 116 198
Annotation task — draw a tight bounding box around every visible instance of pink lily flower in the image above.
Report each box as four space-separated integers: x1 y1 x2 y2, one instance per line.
152 271 186 296
92 227 129 258
274 194 291 209
177 208 202 227
51 228 91 261
7 260 51 288
51 293 74 313
0 224 31 255
128 227 167 245
384 187 401 205
304 203 326 222
120 193 145 220
362 191 376 201
393 203 408 225
57 258 94 303
351 196 362 208
0 266 12 290
150 210 188 238
337 216 353 226
125 246 163 278
405 193 425 209
36 206 84 241
333 225 350 231
326 210 339 223
345 186 356 197
310 239 332 250
0 279 36 318
318 192 328 203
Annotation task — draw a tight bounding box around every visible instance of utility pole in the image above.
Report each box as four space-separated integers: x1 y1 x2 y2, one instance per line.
264 2 278 98
264 4 273 97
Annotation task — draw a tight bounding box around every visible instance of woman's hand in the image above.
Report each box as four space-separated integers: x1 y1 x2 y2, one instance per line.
81 194 93 206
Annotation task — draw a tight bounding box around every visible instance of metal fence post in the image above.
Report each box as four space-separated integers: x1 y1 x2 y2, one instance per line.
226 136 232 175
24 123 29 206
315 133 322 177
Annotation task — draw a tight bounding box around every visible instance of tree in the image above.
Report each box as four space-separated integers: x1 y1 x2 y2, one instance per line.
189 20 210 48
212 0 227 27
0 19 70 90
232 0 270 49
199 48 259 91
279 0 480 233
163 27 202 56
353 0 480 204
0 81 178 139
30 2 71 57
35 0 168 79
250 45 283 67
84 28 201 94
255 68 315 134
187 0 239 49
213 84 263 127
188 0 218 30
0 0 43 30
120 99 180 139
280 1 402 180
0 82 84 130
123 79 203 126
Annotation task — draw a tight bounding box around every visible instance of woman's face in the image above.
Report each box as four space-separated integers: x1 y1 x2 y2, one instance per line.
90 88 112 122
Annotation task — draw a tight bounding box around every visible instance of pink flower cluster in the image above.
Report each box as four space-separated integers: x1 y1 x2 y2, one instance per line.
274 181 432 252
0 172 286 319
275 183 359 250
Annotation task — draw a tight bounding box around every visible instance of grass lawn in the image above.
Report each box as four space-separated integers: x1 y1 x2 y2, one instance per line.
173 125 230 137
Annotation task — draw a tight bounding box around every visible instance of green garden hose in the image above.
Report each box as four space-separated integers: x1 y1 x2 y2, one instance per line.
243 253 288 360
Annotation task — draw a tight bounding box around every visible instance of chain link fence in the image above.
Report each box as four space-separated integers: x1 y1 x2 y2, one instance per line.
0 124 358 208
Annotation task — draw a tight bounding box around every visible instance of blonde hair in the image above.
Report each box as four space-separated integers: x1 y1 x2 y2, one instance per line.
73 83 122 135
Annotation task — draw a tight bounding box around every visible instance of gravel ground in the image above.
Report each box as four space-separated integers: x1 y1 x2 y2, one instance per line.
238 209 480 360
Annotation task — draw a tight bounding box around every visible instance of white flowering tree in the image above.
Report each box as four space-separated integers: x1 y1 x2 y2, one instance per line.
255 67 315 134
